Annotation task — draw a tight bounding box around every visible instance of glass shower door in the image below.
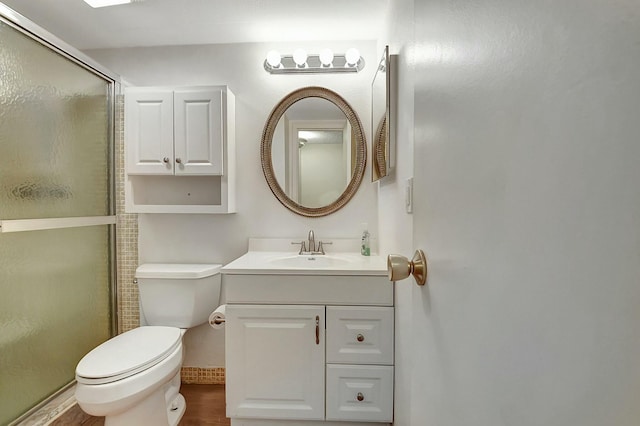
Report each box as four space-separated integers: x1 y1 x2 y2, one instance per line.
0 17 114 424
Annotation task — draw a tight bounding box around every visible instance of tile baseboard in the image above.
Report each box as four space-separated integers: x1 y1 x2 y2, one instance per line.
181 367 226 384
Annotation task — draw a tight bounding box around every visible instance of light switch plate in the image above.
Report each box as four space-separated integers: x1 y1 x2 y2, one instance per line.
406 177 413 214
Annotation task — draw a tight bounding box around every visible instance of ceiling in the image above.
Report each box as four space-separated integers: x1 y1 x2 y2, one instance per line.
0 0 389 50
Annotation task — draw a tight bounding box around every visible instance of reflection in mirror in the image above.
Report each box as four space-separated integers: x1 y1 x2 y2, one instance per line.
261 87 366 217
372 45 392 181
271 98 355 208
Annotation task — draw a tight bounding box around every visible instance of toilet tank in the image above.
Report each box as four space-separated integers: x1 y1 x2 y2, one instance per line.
135 263 222 328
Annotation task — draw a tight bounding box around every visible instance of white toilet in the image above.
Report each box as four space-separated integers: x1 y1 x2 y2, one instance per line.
75 263 221 426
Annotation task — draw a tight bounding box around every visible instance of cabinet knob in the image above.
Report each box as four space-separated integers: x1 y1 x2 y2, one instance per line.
356 334 365 342
175 158 182 164
163 157 169 163
356 392 365 402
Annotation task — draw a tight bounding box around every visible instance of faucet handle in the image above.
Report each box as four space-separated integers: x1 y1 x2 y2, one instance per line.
291 241 307 255
317 241 332 255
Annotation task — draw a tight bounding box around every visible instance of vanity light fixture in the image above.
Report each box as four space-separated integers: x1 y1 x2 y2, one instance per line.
83 0 140 8
264 48 365 74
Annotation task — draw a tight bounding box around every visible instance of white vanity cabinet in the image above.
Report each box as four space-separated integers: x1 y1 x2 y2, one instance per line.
222 248 393 426
124 85 236 213
224 285 394 424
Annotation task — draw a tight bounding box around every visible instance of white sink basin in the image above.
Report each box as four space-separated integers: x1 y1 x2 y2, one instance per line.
266 254 355 268
222 250 386 276
221 239 391 304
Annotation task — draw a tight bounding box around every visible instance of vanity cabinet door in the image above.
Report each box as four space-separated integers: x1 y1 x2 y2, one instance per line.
125 90 174 175
225 304 325 420
174 89 223 176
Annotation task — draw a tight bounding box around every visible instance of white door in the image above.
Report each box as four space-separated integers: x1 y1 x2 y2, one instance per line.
399 1 640 425
174 89 223 175
125 90 173 175
225 305 325 420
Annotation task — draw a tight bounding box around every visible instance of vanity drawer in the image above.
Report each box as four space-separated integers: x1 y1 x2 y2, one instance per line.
326 306 394 365
326 364 394 422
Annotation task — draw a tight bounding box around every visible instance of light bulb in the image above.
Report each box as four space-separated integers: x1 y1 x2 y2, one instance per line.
266 50 281 68
319 48 334 67
345 48 360 66
293 49 308 67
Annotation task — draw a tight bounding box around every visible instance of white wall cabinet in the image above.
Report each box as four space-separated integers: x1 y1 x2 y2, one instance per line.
126 88 224 176
124 86 235 213
226 304 394 425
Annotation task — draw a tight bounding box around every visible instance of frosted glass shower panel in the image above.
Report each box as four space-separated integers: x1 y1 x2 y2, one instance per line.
0 226 112 424
0 20 111 220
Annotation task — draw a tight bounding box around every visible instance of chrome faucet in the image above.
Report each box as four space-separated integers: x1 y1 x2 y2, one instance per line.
291 230 332 255
308 230 315 253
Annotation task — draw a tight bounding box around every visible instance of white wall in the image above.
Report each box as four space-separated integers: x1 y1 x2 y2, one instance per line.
86 41 378 367
387 0 640 425
377 0 415 423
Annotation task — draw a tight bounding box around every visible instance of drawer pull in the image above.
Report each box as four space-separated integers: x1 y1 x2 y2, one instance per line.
356 392 365 402
315 315 320 345
356 334 365 342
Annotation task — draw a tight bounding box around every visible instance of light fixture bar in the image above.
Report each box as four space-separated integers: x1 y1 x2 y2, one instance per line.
264 53 365 74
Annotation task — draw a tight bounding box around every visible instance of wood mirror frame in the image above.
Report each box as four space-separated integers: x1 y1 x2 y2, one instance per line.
261 86 367 217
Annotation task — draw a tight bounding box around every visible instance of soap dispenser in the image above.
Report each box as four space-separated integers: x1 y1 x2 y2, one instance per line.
360 223 371 256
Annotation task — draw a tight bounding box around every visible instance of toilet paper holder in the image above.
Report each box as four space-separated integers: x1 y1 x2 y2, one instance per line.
209 305 227 329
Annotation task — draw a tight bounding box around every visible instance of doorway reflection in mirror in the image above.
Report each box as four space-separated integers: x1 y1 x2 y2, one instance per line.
271 98 355 208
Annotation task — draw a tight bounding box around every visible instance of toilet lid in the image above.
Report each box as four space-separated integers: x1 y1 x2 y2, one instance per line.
76 326 182 385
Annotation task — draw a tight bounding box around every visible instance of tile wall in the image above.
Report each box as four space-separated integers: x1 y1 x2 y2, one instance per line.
115 94 140 334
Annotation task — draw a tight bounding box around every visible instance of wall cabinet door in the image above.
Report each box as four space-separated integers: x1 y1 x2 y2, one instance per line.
226 305 325 420
174 89 223 175
125 90 174 175
125 88 224 176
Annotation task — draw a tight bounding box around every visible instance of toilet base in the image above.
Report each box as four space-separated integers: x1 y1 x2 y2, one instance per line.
102 372 185 426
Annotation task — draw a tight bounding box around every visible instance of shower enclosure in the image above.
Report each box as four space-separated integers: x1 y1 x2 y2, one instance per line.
0 6 117 424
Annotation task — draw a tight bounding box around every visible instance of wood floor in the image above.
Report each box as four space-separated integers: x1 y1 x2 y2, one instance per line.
81 384 230 425
178 384 230 426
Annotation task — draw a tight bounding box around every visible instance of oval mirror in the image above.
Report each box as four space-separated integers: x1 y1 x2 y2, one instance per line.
261 87 367 217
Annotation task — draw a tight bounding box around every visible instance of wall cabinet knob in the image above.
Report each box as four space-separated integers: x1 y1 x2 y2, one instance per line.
356 392 364 402
163 157 169 163
175 158 182 164
356 334 365 342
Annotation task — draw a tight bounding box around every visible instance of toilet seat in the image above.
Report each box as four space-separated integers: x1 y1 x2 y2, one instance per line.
76 326 182 385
